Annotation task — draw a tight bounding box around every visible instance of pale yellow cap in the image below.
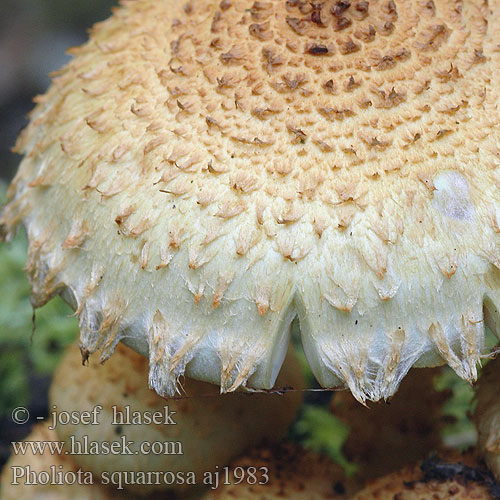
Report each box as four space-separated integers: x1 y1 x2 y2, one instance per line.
3 0 500 402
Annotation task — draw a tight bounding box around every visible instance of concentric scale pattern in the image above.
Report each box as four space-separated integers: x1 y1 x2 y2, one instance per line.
3 0 500 402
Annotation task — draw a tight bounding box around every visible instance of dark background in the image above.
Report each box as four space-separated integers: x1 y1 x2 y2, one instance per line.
0 0 117 465
0 0 117 183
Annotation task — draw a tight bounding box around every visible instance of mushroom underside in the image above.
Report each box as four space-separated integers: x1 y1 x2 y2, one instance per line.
3 0 500 404
4 200 500 404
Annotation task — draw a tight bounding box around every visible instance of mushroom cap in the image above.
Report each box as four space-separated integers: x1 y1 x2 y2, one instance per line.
0 423 146 500
3 0 500 402
473 357 500 483
349 452 499 500
200 442 355 499
331 367 448 479
49 341 303 493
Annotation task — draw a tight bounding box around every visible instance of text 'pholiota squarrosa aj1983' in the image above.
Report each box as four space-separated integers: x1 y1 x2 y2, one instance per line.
2 0 500 403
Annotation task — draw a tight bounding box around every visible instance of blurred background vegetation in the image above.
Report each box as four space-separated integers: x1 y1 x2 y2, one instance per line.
0 0 496 479
0 0 117 466
0 0 117 182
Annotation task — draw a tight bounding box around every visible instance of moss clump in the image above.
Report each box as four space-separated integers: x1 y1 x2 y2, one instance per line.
0 185 77 417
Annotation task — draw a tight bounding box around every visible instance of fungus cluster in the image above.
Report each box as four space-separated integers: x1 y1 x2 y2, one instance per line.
1 341 303 498
3 0 500 496
3 0 500 404
2 0 500 403
49 342 303 493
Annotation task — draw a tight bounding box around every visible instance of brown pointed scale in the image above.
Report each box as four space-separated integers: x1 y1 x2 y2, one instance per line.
3 0 500 402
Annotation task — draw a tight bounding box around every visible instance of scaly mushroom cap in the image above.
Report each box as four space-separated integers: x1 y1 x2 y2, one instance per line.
49 342 303 492
349 453 499 500
201 443 355 499
3 0 500 402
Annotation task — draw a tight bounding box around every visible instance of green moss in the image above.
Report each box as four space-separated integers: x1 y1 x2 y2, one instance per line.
292 404 357 475
433 327 498 450
0 185 78 417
